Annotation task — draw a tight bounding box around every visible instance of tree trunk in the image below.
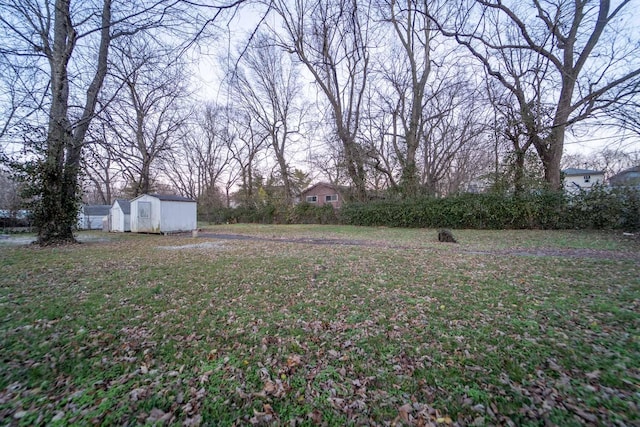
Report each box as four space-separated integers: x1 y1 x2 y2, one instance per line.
513 149 526 196
275 153 291 204
400 162 420 198
389 0 430 200
537 129 565 190
341 134 367 202
36 0 78 245
36 0 112 245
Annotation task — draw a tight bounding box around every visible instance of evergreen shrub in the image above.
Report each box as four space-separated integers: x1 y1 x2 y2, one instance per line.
203 187 639 231
341 189 638 231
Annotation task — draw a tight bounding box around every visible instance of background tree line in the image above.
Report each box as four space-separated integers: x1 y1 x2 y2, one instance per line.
0 0 639 244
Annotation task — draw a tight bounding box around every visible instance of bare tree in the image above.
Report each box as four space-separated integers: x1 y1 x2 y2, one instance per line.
484 75 540 194
227 108 269 207
431 0 640 190
375 0 433 197
269 0 372 201
101 36 192 197
230 32 307 204
365 50 489 197
359 91 401 191
81 124 118 205
419 76 488 195
0 0 247 245
0 0 115 243
164 104 233 204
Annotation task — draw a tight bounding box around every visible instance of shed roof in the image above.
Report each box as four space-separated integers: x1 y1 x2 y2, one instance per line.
114 199 131 214
562 168 604 176
148 194 196 203
82 205 110 216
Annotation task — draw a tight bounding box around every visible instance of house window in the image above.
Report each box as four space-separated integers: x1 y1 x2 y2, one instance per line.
139 201 151 218
584 175 591 183
306 195 317 203
325 194 338 202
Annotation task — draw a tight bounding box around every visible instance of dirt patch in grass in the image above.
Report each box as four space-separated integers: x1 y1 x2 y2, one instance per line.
201 232 640 261
157 241 226 251
0 233 114 246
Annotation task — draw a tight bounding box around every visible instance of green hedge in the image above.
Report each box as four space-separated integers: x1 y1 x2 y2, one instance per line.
201 187 639 231
201 203 339 225
562 186 640 231
341 188 639 231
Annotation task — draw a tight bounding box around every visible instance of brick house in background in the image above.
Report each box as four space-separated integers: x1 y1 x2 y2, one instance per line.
300 182 344 208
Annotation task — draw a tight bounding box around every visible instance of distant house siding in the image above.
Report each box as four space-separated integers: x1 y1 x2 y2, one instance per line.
301 183 342 208
562 169 604 194
609 166 640 187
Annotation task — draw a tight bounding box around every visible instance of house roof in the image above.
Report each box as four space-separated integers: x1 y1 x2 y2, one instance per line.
82 205 111 216
562 168 604 176
609 165 640 185
300 182 347 195
113 199 131 214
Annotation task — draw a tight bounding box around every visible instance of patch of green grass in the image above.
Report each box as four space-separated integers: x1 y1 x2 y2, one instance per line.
1 226 639 425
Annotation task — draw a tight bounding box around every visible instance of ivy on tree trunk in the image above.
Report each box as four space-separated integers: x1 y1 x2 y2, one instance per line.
33 0 112 246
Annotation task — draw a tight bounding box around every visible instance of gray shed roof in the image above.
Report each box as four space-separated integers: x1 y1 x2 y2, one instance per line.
114 199 131 214
82 205 111 216
149 194 196 203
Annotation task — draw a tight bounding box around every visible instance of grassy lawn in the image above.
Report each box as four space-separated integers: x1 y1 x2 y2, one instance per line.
1 225 639 426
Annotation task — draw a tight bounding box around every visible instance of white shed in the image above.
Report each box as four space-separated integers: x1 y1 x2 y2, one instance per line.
77 205 111 230
110 199 131 232
130 194 197 234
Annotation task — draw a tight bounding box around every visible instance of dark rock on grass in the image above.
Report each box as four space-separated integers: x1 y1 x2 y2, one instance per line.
438 229 457 243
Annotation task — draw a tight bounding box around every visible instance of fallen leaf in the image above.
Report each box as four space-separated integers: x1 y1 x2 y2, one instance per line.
585 370 601 380
249 404 278 425
398 403 413 423
146 408 171 424
308 409 322 425
286 354 302 368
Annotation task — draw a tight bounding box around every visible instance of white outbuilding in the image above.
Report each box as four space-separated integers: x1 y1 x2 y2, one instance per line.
130 194 197 234
77 205 111 230
110 199 131 232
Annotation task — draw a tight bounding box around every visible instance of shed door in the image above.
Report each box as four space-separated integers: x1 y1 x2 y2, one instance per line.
138 201 152 232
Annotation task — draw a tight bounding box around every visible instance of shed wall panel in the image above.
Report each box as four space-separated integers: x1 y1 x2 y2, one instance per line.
160 201 197 232
110 204 131 232
131 195 162 233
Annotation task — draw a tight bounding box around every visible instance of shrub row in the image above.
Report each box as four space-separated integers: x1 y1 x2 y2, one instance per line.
201 202 339 225
341 187 640 231
200 187 639 231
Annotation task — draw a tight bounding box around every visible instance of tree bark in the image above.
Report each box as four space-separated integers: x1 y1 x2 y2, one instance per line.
37 0 112 245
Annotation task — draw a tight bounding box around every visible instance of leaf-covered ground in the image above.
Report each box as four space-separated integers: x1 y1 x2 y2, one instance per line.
1 225 639 426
